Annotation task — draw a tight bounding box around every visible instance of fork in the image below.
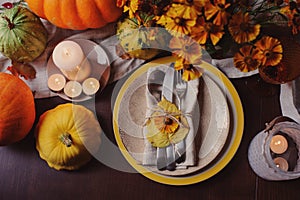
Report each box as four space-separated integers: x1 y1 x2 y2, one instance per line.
175 69 187 163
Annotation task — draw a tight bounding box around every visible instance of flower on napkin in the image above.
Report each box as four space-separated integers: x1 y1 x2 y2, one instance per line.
145 97 189 148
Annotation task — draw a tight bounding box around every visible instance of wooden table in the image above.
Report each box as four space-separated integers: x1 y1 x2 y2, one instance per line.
0 74 299 200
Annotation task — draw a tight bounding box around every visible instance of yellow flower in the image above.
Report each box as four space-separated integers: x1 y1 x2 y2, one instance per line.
156 4 196 36
123 0 139 18
228 12 260 44
171 0 206 19
182 64 203 81
234 45 261 72
255 36 283 67
146 97 189 148
169 36 202 65
204 0 231 26
191 17 224 45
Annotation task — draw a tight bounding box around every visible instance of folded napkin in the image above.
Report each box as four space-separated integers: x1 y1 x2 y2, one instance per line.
0 21 144 98
211 57 258 78
280 82 300 123
142 65 199 168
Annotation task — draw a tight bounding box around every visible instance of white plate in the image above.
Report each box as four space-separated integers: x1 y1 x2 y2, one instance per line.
113 56 244 185
47 39 110 102
116 66 230 176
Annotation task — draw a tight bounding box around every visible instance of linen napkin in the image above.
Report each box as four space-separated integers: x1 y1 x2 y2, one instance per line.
142 65 199 168
280 83 300 123
211 57 258 78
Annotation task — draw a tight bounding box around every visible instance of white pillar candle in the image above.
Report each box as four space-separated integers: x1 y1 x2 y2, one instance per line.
47 74 66 92
64 81 82 98
82 78 100 96
273 157 289 171
270 135 288 154
52 40 91 82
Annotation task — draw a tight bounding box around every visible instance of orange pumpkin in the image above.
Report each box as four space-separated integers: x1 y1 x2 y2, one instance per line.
0 73 35 146
25 0 123 30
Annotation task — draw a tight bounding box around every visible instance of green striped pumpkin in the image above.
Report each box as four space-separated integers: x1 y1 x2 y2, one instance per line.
0 6 47 63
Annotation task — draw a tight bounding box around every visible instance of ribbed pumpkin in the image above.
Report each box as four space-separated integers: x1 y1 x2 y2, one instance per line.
0 73 35 146
35 103 102 170
25 0 122 30
0 6 48 63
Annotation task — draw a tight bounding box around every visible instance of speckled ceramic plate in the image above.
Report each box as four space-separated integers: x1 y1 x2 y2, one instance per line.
113 56 244 185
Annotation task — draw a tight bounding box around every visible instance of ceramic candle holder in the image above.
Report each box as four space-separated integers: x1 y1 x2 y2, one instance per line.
248 120 300 181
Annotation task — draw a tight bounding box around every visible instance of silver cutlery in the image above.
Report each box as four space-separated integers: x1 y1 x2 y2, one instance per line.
175 69 187 163
157 63 176 171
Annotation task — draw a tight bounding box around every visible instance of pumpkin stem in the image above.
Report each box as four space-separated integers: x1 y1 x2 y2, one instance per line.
2 16 14 30
59 133 72 147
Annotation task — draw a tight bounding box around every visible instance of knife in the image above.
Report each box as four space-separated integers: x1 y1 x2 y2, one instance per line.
157 64 176 171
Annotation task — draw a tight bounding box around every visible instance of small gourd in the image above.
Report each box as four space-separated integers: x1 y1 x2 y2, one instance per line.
35 103 102 170
116 15 168 60
0 5 48 63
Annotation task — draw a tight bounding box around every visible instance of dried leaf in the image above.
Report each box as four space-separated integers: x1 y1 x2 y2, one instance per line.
146 97 189 148
7 61 36 80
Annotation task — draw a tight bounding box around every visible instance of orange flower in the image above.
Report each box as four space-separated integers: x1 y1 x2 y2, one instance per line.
191 17 224 45
234 45 261 72
169 36 202 65
182 65 203 81
156 4 196 36
228 12 260 44
255 36 283 67
172 0 207 18
204 0 231 26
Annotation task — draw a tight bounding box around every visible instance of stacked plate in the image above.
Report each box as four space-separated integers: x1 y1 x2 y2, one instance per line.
113 56 244 185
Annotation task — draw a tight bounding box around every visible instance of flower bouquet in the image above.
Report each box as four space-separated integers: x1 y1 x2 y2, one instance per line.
116 0 300 83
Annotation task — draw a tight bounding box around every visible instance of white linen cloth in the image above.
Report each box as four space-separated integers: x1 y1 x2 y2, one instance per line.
212 58 300 125
142 65 199 168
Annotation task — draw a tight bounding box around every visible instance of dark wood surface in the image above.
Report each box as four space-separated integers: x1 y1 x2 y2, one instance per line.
1 74 299 200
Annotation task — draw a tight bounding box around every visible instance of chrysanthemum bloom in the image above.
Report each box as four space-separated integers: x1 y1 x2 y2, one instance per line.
182 64 203 81
156 4 196 36
172 0 206 19
280 3 300 34
204 0 231 26
234 45 261 72
255 36 283 67
228 12 261 44
191 16 224 45
123 0 139 18
169 36 202 65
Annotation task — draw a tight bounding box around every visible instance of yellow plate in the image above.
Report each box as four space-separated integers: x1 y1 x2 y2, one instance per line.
113 56 244 185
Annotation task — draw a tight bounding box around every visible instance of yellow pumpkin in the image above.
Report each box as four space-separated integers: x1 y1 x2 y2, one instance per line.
35 103 102 170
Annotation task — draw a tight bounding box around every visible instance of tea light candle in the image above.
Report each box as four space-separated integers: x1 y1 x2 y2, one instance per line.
270 135 288 154
52 40 91 82
82 78 100 95
64 81 82 98
273 157 289 171
47 74 66 92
